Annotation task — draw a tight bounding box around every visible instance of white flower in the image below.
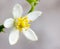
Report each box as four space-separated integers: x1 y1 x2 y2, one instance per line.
4 4 42 45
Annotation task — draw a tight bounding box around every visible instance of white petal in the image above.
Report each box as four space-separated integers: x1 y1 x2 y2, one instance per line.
12 4 23 18
4 18 14 28
23 28 38 41
9 28 19 45
27 11 42 21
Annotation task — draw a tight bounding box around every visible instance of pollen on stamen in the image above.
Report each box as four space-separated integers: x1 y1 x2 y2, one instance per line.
15 16 31 32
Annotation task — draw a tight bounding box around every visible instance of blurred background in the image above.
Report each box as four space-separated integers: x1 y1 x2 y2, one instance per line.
0 0 60 49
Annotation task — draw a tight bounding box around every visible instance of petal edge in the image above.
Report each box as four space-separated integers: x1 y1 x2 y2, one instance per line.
23 28 38 41
9 28 19 45
12 4 23 18
27 11 42 21
4 18 14 28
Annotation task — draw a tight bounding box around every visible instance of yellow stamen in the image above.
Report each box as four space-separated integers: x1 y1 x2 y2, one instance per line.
15 16 31 32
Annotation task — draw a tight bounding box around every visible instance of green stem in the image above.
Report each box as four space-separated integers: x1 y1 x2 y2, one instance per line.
28 6 35 13
0 25 5 32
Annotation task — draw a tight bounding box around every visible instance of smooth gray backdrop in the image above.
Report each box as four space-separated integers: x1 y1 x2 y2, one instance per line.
0 0 60 49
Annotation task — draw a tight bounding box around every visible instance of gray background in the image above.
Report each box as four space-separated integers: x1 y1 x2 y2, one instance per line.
0 0 60 49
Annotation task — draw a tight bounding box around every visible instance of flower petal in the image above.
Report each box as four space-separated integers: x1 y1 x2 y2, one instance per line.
9 28 19 45
12 4 23 18
27 11 42 21
4 18 14 28
23 28 38 41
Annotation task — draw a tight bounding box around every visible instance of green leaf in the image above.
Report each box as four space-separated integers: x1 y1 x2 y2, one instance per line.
0 25 5 32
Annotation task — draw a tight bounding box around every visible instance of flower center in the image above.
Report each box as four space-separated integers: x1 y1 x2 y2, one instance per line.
15 16 30 32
